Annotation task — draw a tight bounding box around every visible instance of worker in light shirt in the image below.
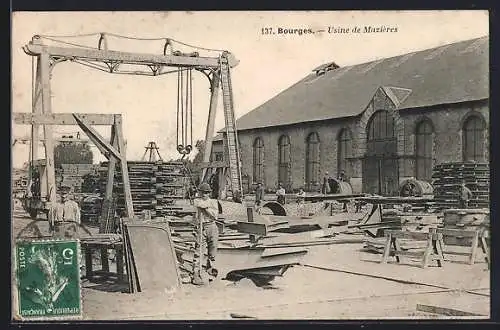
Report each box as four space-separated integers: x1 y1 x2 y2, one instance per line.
192 183 220 285
50 186 81 239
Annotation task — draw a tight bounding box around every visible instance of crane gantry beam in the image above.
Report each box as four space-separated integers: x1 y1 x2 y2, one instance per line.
24 39 240 70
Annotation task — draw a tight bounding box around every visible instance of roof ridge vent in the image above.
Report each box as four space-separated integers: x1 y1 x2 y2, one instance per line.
312 61 340 76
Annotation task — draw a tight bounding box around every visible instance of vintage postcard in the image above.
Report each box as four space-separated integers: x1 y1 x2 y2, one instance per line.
11 11 490 320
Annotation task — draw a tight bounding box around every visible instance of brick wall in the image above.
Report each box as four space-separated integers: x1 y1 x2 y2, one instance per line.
213 99 488 194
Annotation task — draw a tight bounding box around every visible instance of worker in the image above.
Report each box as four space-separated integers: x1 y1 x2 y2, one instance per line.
255 182 264 208
50 186 81 239
276 183 286 205
459 181 473 209
322 172 329 194
192 183 220 285
296 188 306 217
209 173 219 199
338 170 347 182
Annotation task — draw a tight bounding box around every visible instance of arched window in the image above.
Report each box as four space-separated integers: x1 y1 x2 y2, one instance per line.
337 128 352 177
252 137 264 183
363 110 398 196
305 132 320 190
463 115 486 162
278 135 291 187
415 119 434 181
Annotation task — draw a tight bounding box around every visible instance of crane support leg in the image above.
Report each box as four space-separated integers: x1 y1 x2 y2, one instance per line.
40 51 56 204
201 71 220 183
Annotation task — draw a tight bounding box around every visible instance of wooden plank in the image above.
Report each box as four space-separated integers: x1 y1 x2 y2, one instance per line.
385 230 430 241
236 222 267 236
13 112 117 125
394 251 425 258
437 228 478 238
416 304 486 317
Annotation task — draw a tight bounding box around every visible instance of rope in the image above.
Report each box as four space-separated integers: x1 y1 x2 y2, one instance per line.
189 69 193 149
37 36 97 49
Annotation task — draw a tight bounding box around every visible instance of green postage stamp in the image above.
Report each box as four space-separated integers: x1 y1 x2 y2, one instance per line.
14 239 82 320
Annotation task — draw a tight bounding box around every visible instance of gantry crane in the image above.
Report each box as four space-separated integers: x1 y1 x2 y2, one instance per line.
13 33 244 222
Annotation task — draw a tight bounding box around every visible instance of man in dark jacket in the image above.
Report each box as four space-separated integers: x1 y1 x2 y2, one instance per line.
459 182 473 209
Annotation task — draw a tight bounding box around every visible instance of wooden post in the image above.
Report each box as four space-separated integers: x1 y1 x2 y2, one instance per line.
99 125 117 233
31 57 42 166
40 51 56 203
247 206 257 243
115 115 134 218
201 71 220 183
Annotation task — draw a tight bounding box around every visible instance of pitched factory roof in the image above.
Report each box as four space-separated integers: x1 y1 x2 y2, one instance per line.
230 36 488 132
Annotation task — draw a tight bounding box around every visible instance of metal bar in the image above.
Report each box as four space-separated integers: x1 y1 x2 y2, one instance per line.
72 114 123 160
14 112 117 126
40 51 57 203
25 43 226 68
201 71 220 182
115 116 134 218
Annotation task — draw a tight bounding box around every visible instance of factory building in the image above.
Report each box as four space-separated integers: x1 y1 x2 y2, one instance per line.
212 36 489 195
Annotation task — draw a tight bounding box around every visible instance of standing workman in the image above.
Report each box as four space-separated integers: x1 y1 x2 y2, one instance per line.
459 181 473 209
322 172 329 194
255 182 264 208
192 183 219 285
49 186 81 239
276 183 286 205
296 188 306 217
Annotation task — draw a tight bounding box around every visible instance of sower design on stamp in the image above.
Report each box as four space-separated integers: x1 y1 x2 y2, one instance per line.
15 240 82 319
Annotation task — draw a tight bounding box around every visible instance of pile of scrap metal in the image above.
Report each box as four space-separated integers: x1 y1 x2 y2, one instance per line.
168 213 309 287
97 161 195 217
432 162 489 209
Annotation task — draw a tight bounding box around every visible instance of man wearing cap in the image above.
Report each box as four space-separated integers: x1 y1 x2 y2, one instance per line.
192 182 220 285
50 186 81 239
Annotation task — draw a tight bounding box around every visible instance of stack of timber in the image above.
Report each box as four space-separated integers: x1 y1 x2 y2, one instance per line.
442 208 489 245
56 164 98 193
432 162 489 209
80 194 104 224
98 161 194 217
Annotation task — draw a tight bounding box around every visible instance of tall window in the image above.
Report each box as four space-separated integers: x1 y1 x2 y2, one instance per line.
415 119 434 181
337 128 352 176
305 132 320 190
278 135 291 187
463 115 486 162
252 137 264 183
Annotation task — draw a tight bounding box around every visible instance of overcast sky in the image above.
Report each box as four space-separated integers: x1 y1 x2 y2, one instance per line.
11 11 488 168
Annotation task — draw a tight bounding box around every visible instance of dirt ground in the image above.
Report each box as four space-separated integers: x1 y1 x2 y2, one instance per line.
11 205 490 320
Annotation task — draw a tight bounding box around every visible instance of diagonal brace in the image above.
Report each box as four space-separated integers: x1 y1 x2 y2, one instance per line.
73 114 123 160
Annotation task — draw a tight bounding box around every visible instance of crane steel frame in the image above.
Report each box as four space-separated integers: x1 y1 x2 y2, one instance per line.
13 34 241 219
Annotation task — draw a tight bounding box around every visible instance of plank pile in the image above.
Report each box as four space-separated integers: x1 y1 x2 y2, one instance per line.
432 162 489 209
97 161 193 217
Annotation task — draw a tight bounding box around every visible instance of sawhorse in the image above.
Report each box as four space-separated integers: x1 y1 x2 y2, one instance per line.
436 228 490 268
381 229 444 268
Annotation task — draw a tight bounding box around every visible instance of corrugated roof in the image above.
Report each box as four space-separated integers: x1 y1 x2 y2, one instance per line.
232 36 488 132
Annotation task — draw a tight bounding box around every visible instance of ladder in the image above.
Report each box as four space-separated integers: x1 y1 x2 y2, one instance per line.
219 52 243 197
